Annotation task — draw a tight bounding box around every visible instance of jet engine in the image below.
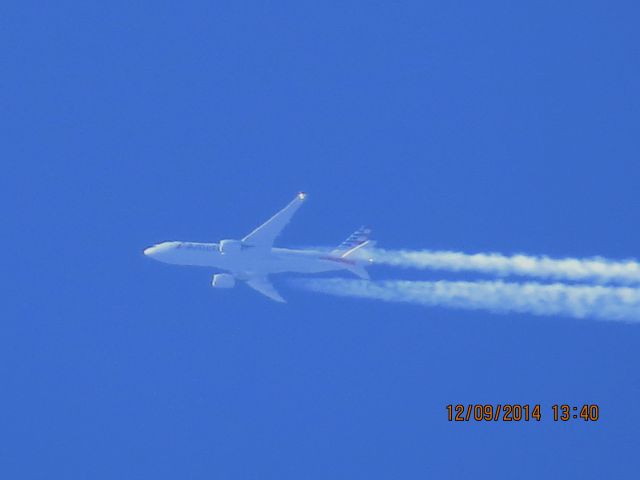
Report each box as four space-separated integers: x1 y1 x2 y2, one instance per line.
212 273 236 288
218 239 242 255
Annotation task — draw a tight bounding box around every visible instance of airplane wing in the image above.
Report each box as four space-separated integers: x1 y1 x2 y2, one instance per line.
246 276 286 303
242 192 307 248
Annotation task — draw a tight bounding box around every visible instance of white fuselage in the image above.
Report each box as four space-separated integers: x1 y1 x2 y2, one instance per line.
143 241 356 279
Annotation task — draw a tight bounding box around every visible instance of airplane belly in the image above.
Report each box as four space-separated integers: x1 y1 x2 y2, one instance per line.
166 250 223 267
157 246 346 275
267 254 343 274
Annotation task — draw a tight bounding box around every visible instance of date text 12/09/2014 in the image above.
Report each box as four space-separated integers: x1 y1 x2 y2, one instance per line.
446 404 599 422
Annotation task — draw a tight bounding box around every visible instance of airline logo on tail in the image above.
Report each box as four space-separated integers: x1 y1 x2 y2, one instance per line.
333 226 373 257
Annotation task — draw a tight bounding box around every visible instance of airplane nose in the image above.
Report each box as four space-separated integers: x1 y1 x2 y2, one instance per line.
144 246 155 256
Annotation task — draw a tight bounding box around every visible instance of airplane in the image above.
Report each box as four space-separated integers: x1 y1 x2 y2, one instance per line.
143 192 374 302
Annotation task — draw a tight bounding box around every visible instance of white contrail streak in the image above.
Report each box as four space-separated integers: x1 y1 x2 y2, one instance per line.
296 279 640 322
366 249 640 285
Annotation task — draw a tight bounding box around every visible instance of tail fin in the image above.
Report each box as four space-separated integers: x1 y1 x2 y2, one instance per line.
333 227 374 279
332 226 373 257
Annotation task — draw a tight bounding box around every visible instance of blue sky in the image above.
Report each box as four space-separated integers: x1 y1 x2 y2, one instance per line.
2 1 640 478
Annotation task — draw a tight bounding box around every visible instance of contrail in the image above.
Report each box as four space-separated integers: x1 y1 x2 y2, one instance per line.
296 278 640 322
365 248 640 285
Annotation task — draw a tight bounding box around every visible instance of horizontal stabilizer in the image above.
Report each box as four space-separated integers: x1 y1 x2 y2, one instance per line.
347 264 370 280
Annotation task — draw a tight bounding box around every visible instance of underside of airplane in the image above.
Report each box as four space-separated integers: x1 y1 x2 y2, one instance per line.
144 193 374 302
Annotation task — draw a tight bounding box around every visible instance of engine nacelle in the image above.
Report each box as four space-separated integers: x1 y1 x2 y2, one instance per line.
218 239 243 255
212 273 236 288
